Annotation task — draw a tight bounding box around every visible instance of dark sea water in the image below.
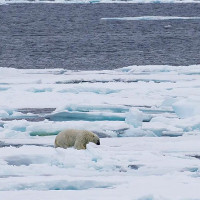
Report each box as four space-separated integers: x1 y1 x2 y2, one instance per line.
1 3 200 70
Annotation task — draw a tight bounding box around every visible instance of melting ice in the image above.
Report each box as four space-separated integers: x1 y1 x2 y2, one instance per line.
1 65 200 138
1 65 200 199
101 16 200 21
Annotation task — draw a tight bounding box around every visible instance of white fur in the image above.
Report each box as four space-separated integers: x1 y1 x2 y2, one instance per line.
54 129 100 150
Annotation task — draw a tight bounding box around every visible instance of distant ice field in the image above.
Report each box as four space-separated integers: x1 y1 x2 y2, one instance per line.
1 65 200 199
102 16 200 20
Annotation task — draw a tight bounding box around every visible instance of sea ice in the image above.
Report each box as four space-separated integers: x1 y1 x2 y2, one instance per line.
101 16 200 21
0 65 200 137
1 65 200 199
172 98 200 118
0 137 200 199
125 108 144 128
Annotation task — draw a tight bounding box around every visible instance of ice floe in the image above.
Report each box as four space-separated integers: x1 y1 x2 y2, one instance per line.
1 65 200 138
101 16 200 21
0 137 200 199
1 65 200 199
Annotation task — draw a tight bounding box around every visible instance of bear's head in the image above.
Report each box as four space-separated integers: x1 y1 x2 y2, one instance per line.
92 133 100 145
85 131 100 146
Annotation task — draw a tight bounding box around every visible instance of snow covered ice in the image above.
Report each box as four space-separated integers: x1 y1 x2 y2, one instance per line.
1 65 200 199
101 16 200 21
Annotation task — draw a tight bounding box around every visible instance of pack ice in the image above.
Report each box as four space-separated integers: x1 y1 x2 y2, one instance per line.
0 65 200 200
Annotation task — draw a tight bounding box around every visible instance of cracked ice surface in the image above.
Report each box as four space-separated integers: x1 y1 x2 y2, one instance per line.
0 65 200 138
1 65 200 199
1 137 200 199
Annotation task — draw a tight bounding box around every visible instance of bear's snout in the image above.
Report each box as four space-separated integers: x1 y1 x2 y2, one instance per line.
96 140 100 145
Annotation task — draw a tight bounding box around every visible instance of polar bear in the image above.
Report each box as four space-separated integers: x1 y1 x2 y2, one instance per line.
54 129 100 150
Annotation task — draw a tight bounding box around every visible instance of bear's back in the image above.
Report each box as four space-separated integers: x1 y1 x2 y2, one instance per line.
55 129 79 148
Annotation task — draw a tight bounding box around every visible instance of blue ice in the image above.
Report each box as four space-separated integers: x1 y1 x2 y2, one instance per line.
0 87 9 91
46 112 125 121
27 88 52 93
